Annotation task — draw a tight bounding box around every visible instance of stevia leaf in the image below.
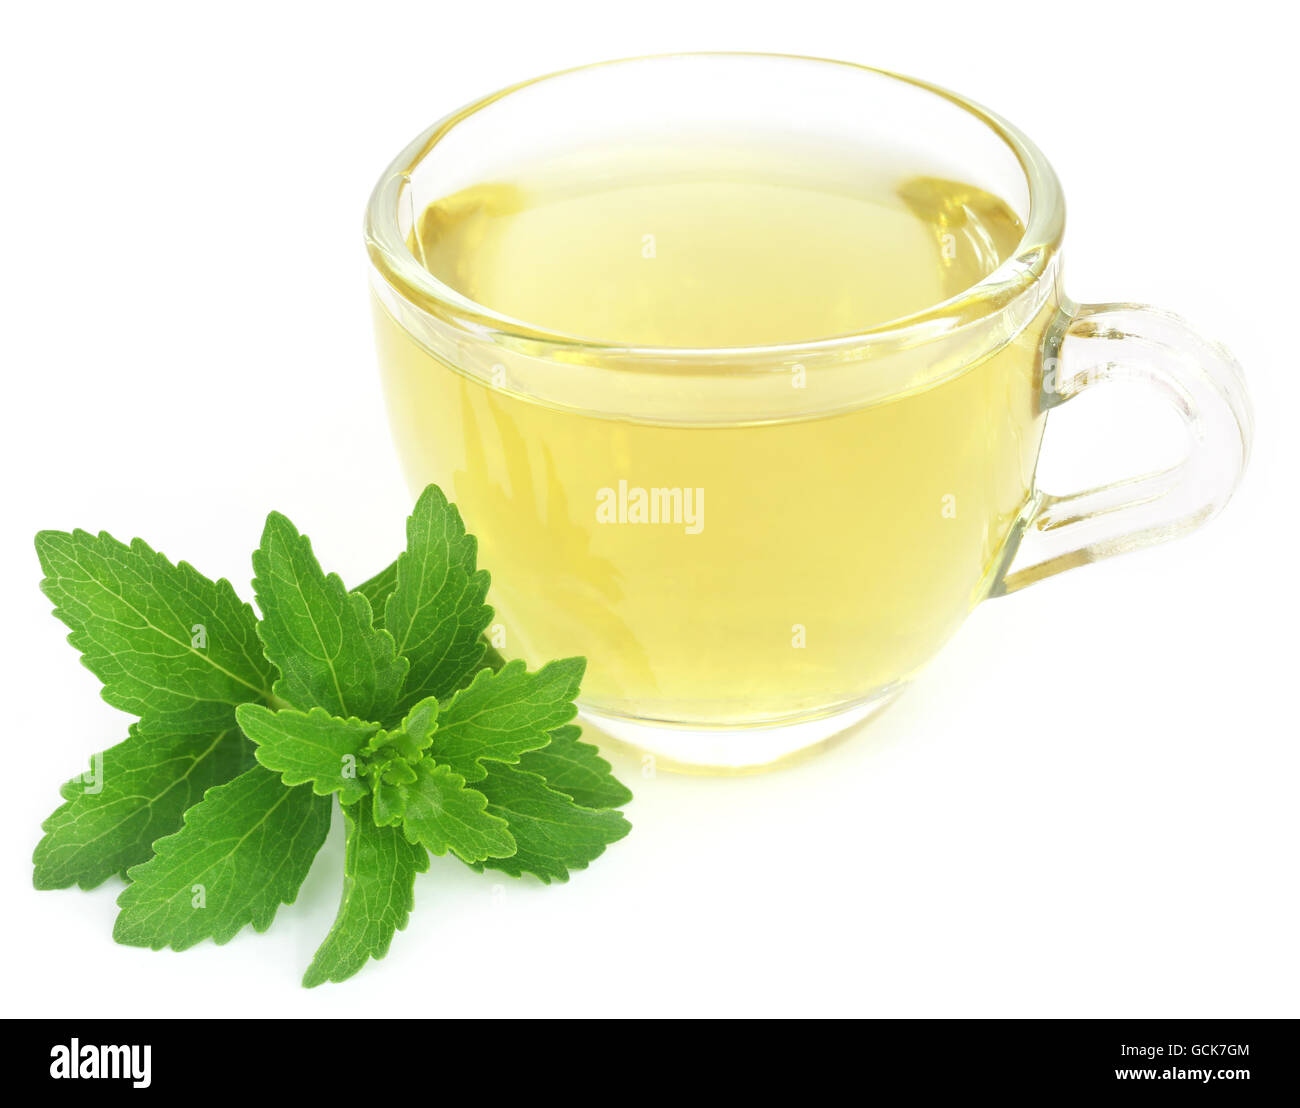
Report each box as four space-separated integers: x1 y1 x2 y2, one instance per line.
399 760 515 863
352 561 397 622
371 780 406 826
114 765 331 950
236 703 376 803
35 530 276 735
516 724 633 811
382 486 493 718
33 725 253 891
469 764 630 884
302 798 428 988
365 695 438 761
252 512 407 721
431 658 584 783
377 758 417 786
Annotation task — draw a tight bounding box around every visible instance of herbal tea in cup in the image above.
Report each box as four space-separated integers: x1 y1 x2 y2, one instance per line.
366 56 1250 770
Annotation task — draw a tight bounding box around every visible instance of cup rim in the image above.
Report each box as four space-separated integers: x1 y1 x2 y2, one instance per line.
364 52 1066 363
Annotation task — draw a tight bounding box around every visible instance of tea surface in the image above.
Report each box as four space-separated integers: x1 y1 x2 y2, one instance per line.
412 146 1023 346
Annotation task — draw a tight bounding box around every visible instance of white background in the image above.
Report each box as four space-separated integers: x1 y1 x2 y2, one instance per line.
2 1 1295 1018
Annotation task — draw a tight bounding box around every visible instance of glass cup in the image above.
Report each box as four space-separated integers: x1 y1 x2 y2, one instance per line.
365 54 1251 771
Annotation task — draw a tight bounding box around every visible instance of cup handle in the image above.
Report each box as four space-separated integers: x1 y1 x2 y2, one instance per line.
992 300 1253 595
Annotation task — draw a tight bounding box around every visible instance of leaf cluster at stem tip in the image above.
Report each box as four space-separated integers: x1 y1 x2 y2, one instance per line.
33 485 632 987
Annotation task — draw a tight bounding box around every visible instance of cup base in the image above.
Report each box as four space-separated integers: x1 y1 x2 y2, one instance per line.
577 684 906 774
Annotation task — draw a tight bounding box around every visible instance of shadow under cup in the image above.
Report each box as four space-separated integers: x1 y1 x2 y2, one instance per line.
365 55 1249 771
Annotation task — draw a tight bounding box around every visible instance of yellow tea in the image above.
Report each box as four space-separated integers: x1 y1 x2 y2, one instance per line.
375 143 1052 728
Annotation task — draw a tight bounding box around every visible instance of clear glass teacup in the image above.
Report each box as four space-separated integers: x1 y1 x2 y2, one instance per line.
365 54 1251 771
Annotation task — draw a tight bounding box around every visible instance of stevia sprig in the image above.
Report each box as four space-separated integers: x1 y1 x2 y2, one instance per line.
33 485 632 986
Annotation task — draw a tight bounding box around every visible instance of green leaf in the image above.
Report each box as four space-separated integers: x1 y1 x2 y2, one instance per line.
353 553 503 697
399 760 515 863
382 487 493 717
432 658 585 783
236 703 376 803
470 764 631 884
35 530 276 735
376 757 417 786
33 725 253 891
302 798 428 988
361 574 514 681
114 765 331 950
517 725 633 811
371 780 407 826
252 512 407 721
365 695 437 761
352 561 397 621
